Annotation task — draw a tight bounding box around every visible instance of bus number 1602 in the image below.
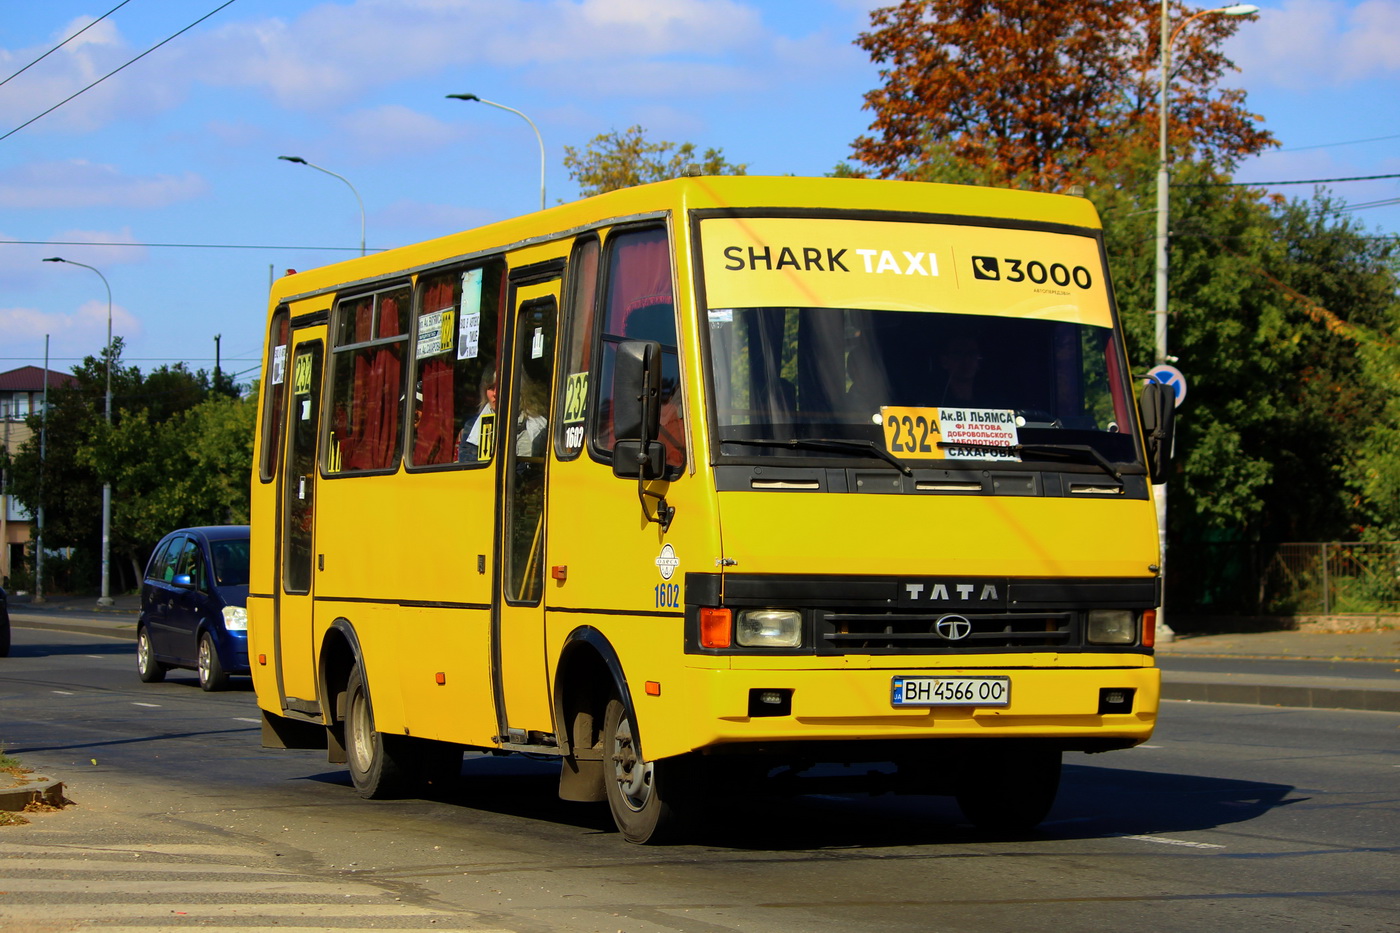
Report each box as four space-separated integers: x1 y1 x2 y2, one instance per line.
654 582 680 609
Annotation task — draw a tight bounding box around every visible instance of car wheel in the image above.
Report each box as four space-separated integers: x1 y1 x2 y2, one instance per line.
136 626 167 683
344 661 411 799
197 632 230 691
954 744 1062 833
602 696 691 844
0 609 10 658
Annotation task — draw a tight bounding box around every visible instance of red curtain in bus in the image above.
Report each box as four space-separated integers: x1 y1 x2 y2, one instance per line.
414 279 456 465
344 296 403 471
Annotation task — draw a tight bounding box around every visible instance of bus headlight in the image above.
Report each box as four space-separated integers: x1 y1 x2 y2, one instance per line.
222 605 249 632
1086 609 1135 645
736 609 802 648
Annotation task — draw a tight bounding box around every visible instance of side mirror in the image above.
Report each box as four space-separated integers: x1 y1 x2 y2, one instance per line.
613 440 669 480
1139 380 1176 483
611 339 662 444
172 573 196 589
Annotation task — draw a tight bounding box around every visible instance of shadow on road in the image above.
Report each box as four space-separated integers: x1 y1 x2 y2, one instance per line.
291 752 1299 850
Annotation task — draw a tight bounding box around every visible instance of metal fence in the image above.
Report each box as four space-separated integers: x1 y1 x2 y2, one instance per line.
1261 542 1400 616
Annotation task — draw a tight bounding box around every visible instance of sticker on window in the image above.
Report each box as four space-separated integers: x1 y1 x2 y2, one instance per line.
271 344 287 385
881 406 1020 461
459 268 483 360
416 309 455 358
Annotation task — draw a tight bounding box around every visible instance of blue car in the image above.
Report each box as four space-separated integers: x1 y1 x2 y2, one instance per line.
137 526 250 691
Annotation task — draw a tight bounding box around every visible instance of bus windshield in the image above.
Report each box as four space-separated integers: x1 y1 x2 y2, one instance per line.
697 213 1139 468
707 306 1137 465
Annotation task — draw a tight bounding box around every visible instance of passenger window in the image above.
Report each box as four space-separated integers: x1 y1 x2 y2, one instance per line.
259 308 291 483
147 538 177 583
174 539 205 590
590 227 685 475
408 262 504 467
327 286 411 473
555 235 599 460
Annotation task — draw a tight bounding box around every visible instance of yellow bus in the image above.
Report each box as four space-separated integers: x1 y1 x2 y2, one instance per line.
250 175 1176 843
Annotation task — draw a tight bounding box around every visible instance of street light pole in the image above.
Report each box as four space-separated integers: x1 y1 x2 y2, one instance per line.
277 156 366 256
42 257 114 607
1154 1 1258 641
447 93 546 211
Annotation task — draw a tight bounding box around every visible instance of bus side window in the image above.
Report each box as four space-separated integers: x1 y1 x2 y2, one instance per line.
328 286 410 473
258 308 291 483
555 235 599 460
408 261 504 468
590 226 685 476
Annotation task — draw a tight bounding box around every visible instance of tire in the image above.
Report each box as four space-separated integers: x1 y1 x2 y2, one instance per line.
954 744 1062 833
136 626 167 683
344 661 411 799
602 696 690 844
0 610 10 658
198 632 229 692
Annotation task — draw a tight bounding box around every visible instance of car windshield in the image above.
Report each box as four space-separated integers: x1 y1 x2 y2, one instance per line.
706 306 1138 466
211 539 251 587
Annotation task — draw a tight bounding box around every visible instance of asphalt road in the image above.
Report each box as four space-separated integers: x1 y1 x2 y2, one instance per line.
2 626 1397 933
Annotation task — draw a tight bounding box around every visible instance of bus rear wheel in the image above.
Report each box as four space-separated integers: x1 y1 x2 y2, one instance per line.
602 697 690 844
954 744 1062 833
344 662 410 799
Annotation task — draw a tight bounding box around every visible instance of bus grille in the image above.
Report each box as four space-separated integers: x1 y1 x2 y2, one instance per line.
817 610 1075 654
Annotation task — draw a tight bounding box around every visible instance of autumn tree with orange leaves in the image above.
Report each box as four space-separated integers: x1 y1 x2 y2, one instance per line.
849 0 1275 189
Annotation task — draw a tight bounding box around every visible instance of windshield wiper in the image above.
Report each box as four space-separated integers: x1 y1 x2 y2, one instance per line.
936 441 1124 486
722 437 914 476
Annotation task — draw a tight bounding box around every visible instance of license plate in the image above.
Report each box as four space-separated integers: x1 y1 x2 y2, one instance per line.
891 676 1010 707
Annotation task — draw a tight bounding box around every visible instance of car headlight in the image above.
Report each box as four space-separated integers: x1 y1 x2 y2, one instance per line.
1086 609 1136 645
736 609 802 648
222 605 248 632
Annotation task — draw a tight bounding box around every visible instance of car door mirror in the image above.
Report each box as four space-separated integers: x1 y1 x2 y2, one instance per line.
173 573 195 589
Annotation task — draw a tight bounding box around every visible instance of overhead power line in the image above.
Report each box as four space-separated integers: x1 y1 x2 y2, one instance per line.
0 0 239 144
1282 133 1400 152
0 239 374 253
1182 173 1400 187
0 0 133 91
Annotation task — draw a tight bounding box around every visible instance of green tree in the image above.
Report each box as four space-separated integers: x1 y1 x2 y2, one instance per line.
563 125 746 197
850 0 1274 189
6 342 256 594
1087 152 1400 609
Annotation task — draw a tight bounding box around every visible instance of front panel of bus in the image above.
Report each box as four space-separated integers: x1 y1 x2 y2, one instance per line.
662 209 1160 757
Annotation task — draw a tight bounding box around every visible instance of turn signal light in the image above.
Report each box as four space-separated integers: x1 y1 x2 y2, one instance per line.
1142 609 1156 648
699 608 732 648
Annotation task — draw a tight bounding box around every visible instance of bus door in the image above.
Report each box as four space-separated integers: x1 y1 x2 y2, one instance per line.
493 276 561 745
276 334 324 711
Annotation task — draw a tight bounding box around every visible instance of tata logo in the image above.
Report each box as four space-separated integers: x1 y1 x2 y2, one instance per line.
903 582 1000 601
934 614 972 641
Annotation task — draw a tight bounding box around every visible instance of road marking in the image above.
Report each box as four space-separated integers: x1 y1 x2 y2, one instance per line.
132 702 161 708
1118 833 1224 849
233 717 261 723
52 690 74 695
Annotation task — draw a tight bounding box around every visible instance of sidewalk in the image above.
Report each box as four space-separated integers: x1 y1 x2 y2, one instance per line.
7 594 1398 713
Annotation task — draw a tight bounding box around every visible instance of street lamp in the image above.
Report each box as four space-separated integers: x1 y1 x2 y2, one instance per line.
277 156 366 256
447 93 546 211
42 256 114 608
1153 1 1258 640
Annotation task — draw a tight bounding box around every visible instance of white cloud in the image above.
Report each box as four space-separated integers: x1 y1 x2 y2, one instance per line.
1230 0 1400 88
0 161 206 210
0 299 140 344
337 106 461 158
185 0 766 108
0 16 182 133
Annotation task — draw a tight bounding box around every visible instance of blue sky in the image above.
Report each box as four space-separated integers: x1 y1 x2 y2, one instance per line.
2 0 1397 384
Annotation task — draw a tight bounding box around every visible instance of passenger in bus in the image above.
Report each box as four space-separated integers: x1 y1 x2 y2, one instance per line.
457 365 497 462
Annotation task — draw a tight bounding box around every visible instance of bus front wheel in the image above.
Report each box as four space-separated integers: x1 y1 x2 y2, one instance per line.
602 697 689 844
344 662 410 799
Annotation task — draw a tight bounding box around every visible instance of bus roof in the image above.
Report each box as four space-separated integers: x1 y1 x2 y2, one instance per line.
269 175 1102 304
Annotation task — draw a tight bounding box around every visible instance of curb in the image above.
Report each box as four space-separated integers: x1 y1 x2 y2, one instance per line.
1161 671 1400 713
0 776 69 812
